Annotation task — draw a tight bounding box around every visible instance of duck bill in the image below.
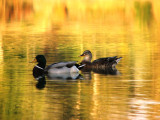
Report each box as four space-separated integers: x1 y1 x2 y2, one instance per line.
79 54 85 57
30 58 37 63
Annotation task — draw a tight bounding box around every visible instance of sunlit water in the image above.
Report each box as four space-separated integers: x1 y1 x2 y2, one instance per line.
1 1 160 120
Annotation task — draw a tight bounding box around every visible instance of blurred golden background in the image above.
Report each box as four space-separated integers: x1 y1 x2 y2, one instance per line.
0 0 160 120
0 0 160 30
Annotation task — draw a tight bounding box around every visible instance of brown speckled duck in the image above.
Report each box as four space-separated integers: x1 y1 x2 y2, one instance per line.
80 50 122 70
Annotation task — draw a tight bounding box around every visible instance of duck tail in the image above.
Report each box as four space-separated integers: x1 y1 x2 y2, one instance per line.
116 57 122 64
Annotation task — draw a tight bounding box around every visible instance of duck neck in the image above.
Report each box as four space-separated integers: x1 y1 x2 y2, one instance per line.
83 55 92 62
37 63 46 70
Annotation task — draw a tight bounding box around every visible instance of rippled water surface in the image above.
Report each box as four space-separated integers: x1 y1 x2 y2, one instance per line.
1 1 160 120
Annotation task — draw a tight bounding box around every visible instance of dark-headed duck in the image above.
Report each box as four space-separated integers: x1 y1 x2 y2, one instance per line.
32 55 85 76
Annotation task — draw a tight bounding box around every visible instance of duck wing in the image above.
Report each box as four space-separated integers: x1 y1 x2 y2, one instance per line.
92 56 122 68
45 61 77 70
92 56 117 64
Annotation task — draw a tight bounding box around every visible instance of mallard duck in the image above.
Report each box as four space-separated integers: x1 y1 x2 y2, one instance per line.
32 55 85 75
80 50 122 69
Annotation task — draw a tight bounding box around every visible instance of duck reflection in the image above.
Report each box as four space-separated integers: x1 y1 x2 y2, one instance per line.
81 67 120 80
35 76 46 90
81 71 92 80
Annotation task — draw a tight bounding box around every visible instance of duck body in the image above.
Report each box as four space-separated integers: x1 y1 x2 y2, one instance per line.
32 55 84 76
47 72 81 80
92 56 121 68
45 61 80 74
80 50 122 70
33 65 45 78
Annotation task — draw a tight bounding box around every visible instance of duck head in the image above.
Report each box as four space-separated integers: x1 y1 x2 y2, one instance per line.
80 50 92 62
34 55 46 69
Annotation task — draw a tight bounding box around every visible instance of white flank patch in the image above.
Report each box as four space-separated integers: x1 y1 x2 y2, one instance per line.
70 66 79 73
48 66 79 74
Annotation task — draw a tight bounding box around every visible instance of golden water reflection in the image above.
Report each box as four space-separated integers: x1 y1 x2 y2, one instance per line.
1 0 160 120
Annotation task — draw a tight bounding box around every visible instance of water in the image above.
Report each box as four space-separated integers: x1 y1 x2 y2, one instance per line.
1 1 160 120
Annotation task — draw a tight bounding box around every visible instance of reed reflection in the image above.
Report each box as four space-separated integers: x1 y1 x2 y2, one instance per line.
0 1 33 22
134 1 153 27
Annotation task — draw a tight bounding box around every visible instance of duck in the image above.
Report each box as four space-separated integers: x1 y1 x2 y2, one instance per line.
32 55 85 76
80 50 122 69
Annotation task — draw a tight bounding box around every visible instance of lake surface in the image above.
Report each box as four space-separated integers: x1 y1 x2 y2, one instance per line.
1 0 160 120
